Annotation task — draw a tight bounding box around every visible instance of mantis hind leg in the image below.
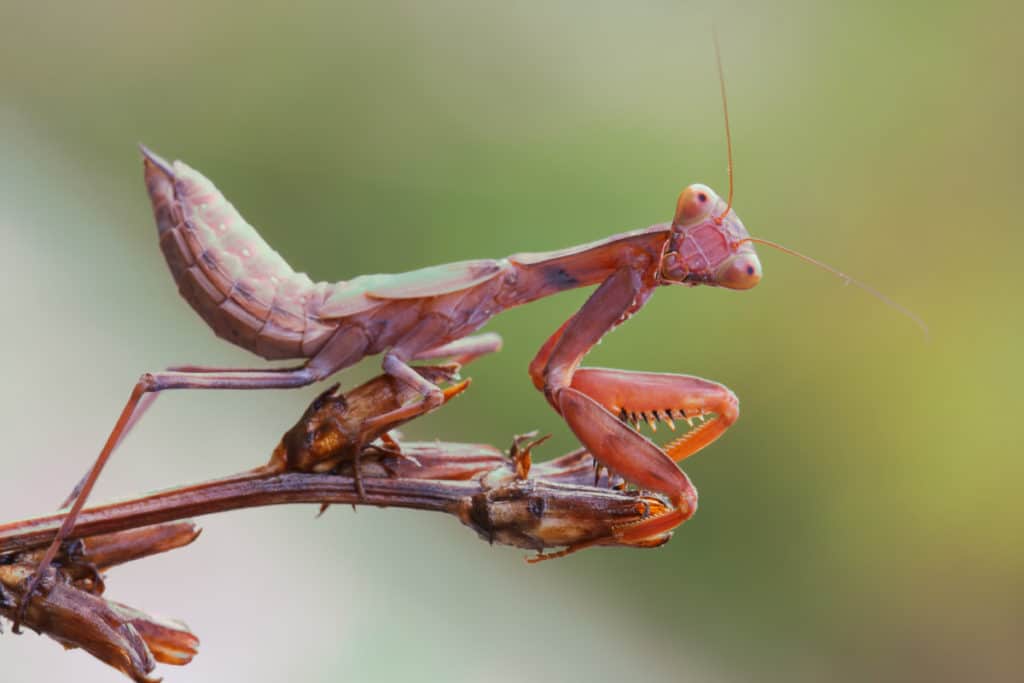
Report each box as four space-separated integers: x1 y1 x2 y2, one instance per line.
58 363 312 508
19 327 371 630
15 365 321 631
59 391 159 510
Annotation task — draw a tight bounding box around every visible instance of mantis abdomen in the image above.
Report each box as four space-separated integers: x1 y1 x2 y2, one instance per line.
142 148 337 360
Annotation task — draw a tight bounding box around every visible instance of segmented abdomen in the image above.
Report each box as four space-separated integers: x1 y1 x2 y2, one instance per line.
143 153 336 360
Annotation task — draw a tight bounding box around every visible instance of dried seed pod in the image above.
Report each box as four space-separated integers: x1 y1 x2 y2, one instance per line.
0 523 200 682
263 365 469 475
457 478 674 559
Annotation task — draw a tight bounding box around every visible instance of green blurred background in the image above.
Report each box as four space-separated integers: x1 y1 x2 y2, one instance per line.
1 1 1020 681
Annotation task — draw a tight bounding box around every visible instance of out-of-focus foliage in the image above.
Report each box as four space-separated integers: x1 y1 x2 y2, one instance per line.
0 2 1020 681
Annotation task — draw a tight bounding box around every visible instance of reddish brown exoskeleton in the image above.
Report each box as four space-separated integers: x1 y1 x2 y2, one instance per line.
22 40 926 619
25 153 756 597
128 154 754 537
23 136 763 621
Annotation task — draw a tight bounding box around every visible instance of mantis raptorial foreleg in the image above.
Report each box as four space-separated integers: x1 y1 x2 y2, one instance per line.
568 368 739 463
527 266 731 553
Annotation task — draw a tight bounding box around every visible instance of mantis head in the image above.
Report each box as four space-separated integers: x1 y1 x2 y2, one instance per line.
659 184 761 290
656 31 925 335
656 30 759 291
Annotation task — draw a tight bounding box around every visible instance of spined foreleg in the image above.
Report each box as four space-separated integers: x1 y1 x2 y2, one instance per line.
568 368 739 463
527 268 740 549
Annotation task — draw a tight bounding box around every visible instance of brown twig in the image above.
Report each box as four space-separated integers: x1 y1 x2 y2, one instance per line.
0 522 201 683
0 370 679 681
0 441 665 559
0 469 467 556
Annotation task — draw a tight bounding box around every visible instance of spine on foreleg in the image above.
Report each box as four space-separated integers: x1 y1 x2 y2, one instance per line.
141 148 335 360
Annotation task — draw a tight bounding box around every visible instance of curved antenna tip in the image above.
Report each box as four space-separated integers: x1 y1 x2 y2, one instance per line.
745 237 930 340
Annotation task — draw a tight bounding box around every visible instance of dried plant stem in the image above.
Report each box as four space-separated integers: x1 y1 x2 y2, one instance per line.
0 371 679 681
0 439 661 560
0 470 474 557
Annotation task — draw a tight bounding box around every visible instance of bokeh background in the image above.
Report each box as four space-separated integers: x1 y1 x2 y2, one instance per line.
1 1 1021 681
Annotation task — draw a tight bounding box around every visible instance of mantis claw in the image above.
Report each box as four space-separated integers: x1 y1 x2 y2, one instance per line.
570 368 739 464
550 368 740 544
558 387 697 515
539 366 742 549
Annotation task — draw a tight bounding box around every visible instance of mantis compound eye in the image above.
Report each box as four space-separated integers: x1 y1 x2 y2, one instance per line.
715 251 762 290
673 184 718 227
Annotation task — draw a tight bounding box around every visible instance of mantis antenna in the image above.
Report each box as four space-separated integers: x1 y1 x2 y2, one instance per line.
712 26 734 225
711 29 928 338
740 236 930 338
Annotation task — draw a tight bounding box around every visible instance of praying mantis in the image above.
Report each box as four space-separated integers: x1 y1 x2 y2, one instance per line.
16 42 926 625
17 151 754 613
128 148 754 542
